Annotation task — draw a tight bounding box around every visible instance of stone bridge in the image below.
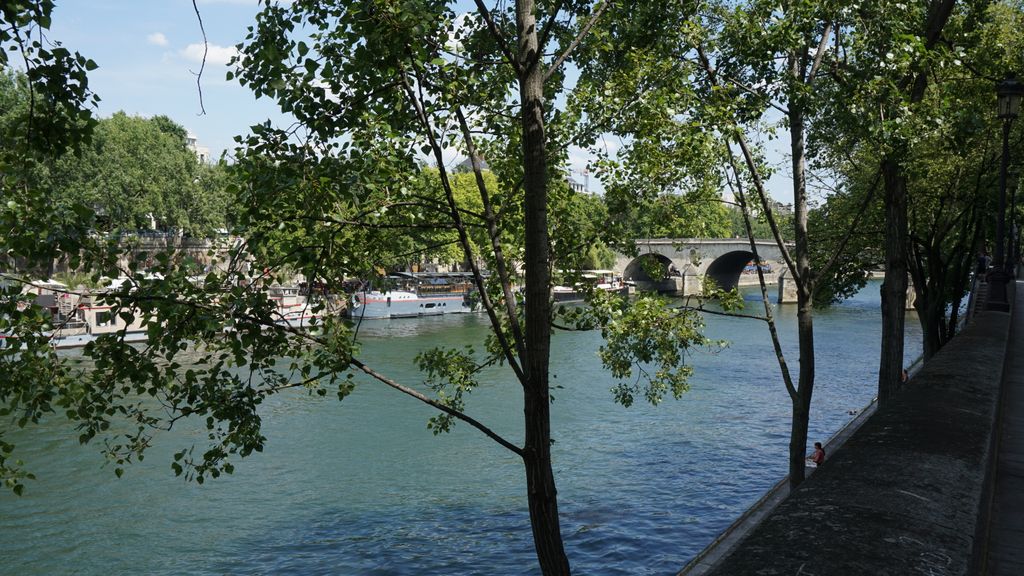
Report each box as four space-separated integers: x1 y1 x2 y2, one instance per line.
117 235 237 271
614 238 797 301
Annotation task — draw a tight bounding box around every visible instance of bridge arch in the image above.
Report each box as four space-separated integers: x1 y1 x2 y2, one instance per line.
623 253 674 282
705 250 757 291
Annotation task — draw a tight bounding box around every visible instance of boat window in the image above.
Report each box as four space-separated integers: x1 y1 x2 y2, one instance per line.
424 303 435 308
95 311 114 327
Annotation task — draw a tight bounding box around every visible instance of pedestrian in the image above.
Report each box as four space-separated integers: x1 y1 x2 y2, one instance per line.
976 250 990 276
806 441 825 466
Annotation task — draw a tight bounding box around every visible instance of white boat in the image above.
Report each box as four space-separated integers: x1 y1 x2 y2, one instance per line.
349 272 477 319
2 280 330 349
552 270 631 303
267 284 331 328
4 279 149 349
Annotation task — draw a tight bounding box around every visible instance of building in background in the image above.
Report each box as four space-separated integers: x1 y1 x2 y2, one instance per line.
186 132 210 164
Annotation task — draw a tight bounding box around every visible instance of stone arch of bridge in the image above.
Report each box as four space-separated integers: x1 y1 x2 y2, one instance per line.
705 250 757 291
616 240 787 295
622 252 676 282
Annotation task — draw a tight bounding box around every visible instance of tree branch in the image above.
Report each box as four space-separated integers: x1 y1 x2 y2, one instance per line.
543 1 609 83
190 0 208 116
456 106 528 361
807 22 833 85
350 358 524 457
725 146 798 400
472 0 521 75
398 63 526 382
536 0 567 53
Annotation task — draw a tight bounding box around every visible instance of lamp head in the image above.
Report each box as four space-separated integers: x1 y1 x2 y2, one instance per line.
998 73 1024 120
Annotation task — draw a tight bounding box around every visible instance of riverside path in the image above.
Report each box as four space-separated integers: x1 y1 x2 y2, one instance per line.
680 278 1024 575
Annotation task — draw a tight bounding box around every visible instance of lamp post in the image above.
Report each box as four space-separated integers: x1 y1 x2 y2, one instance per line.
987 74 1024 310
1009 171 1019 271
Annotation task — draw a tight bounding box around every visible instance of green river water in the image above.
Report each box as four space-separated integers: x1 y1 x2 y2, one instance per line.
0 281 923 575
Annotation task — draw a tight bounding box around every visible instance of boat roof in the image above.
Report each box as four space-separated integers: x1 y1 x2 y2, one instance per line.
555 269 616 275
389 272 482 281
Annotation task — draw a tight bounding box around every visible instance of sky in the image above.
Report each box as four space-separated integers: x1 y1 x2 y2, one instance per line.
45 0 794 204
49 0 281 161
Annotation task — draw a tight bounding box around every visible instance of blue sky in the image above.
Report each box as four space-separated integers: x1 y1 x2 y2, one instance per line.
51 0 285 160
46 0 794 203
48 0 610 187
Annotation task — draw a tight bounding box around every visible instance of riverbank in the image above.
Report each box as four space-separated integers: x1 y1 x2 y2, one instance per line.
686 283 1014 575
677 393 881 575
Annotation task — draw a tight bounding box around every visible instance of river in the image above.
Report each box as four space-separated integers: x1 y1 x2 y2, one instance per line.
0 281 922 575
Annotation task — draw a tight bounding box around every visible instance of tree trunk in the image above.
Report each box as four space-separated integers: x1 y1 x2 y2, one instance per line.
909 247 941 361
789 296 815 487
523 387 569 575
878 157 908 406
517 1 570 574
787 86 815 489
876 0 955 404
915 299 943 361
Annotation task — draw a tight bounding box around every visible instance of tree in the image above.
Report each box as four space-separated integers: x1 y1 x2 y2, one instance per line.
0 69 30 136
903 1 1024 360
644 0 846 489
811 0 1024 362
726 204 792 240
228 3 708 571
3 68 232 238
568 0 969 488
551 185 618 271
1 0 101 493
700 42 820 488
806 163 885 308
0 1 98 157
864 0 959 406
43 111 229 236
631 192 732 239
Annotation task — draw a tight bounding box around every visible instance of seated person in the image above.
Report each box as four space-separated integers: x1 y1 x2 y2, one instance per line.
806 442 825 466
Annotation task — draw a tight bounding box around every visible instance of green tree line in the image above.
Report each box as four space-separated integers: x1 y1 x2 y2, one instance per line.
2 70 232 237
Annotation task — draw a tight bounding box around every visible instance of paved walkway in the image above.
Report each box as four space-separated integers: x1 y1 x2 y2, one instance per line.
984 278 1024 574
676 281 1015 575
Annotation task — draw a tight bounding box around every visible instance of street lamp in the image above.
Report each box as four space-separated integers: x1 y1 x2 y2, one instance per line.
987 73 1024 310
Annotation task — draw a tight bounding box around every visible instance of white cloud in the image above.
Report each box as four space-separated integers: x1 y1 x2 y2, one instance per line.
181 43 239 66
147 32 168 47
